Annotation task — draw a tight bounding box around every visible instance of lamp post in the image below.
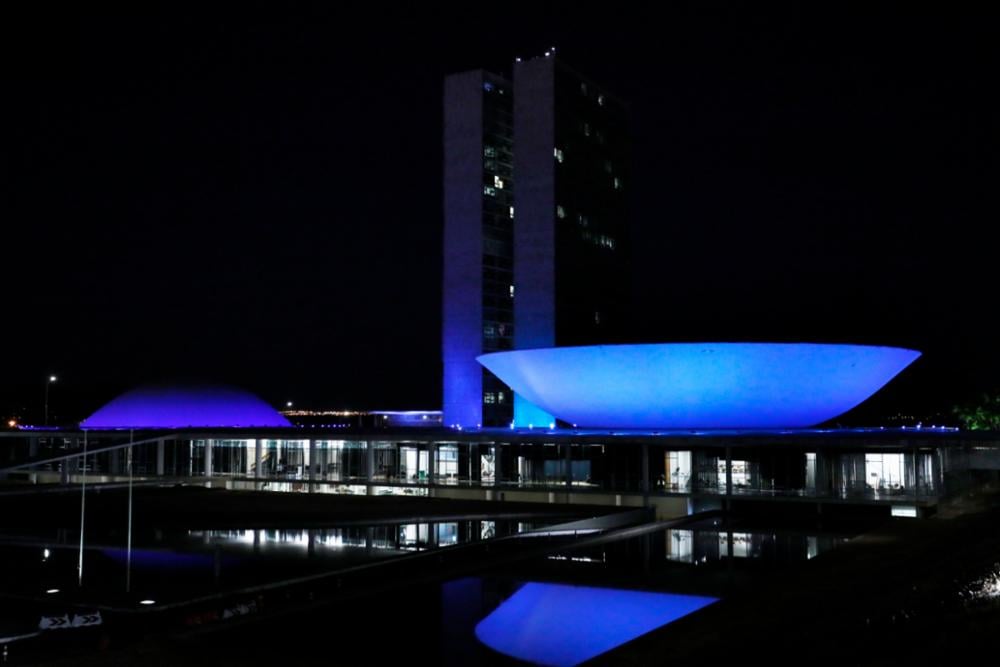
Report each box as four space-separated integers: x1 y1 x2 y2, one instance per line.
44 375 57 426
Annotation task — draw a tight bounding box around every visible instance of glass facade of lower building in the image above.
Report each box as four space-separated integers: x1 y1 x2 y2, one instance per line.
5 430 971 509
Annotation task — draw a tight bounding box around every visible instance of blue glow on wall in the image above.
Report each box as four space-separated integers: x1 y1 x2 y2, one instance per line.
442 336 483 427
479 343 920 429
514 392 556 429
80 385 292 429
475 582 718 666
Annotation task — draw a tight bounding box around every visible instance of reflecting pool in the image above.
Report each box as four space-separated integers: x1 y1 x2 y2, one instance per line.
0 519 550 607
475 582 717 666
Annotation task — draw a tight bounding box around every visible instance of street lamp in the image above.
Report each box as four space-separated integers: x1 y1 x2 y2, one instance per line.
45 375 57 425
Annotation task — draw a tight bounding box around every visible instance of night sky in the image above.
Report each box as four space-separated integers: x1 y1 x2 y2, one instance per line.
2 4 995 423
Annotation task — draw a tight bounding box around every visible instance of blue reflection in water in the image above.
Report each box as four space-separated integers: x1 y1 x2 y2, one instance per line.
100 548 224 569
475 582 717 666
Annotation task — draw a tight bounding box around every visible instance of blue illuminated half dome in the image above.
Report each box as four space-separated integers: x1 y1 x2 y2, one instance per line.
478 343 920 429
80 385 292 429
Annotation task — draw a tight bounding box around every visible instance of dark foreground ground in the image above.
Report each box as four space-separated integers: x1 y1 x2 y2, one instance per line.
0 483 594 531
3 484 1000 665
601 487 1000 665
0 485 615 665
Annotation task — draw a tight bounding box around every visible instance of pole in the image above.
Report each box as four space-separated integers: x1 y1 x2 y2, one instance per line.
77 430 87 587
44 375 57 425
126 429 133 593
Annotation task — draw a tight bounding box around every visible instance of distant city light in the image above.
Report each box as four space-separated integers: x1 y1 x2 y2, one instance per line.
7 419 15 428
49 375 57 383
139 599 156 605
46 588 59 594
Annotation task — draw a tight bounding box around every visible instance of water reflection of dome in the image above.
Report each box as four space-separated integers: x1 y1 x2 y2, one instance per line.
80 384 292 429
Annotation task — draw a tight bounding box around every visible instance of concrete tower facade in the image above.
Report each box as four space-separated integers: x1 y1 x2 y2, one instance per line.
443 54 629 428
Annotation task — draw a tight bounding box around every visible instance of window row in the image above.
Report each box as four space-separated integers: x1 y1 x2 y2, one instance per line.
483 239 509 258
483 276 513 293
484 200 513 218
580 121 608 144
580 230 616 250
554 147 619 182
483 295 513 310
483 322 513 337
483 306 513 322
579 81 606 107
483 254 512 270
482 81 508 95
483 144 512 159
484 160 513 178
483 267 512 283
483 391 508 405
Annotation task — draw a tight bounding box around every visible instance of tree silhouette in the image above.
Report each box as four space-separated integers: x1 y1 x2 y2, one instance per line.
953 393 1000 430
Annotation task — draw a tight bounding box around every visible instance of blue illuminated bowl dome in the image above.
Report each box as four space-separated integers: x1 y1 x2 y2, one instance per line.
478 343 920 429
80 385 292 429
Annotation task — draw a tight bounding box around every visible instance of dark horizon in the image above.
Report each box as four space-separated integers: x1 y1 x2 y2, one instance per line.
3 5 995 423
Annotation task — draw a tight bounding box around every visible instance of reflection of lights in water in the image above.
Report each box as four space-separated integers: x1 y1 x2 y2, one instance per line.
191 529 308 548
317 532 348 549
668 529 845 564
233 530 256 545
521 529 599 538
481 521 496 540
187 528 401 552
546 554 603 563
719 532 754 558
666 529 693 564
399 523 423 550
314 531 370 549
188 529 256 545
186 523 501 554
807 536 819 560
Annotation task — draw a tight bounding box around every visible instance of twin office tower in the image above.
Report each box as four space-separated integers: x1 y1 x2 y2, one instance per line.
442 53 630 428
